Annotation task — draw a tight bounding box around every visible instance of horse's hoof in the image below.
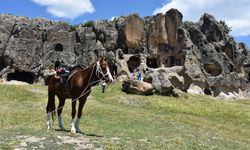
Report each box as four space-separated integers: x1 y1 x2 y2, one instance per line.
58 125 66 131
71 129 76 133
76 130 84 134
59 127 66 131
47 126 51 130
70 127 76 133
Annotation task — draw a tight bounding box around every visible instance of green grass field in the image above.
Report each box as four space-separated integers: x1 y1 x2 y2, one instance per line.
0 83 250 149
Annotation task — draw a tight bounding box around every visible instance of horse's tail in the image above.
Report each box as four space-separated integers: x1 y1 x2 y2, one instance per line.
46 77 57 121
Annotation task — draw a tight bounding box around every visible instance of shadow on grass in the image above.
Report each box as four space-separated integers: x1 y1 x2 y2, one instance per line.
55 129 104 137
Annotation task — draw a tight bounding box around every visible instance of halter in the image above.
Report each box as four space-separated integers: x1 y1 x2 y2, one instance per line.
66 61 113 90
95 61 113 82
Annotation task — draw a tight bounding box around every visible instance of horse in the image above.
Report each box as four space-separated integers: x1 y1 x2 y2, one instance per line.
46 57 113 133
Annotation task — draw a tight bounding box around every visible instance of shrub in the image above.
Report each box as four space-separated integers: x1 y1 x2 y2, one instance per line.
219 20 232 34
70 24 78 31
183 21 195 29
83 20 94 27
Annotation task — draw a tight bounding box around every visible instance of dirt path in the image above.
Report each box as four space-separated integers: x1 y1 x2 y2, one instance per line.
10 131 123 150
14 134 100 150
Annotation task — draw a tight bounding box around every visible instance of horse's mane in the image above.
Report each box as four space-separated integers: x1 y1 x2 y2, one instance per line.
84 62 97 70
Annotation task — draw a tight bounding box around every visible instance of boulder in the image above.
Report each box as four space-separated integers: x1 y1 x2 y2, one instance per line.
144 66 184 96
122 79 153 95
93 20 118 51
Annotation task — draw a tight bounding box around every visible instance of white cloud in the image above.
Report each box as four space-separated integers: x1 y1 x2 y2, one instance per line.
31 0 95 19
153 0 250 36
110 16 118 21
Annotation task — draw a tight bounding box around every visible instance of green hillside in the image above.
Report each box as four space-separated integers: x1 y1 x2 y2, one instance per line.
0 83 250 149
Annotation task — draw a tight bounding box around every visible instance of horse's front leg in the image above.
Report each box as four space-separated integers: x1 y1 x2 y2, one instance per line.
75 98 87 133
46 113 51 130
57 97 66 130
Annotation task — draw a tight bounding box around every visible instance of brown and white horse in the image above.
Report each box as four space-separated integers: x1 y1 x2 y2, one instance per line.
46 57 113 133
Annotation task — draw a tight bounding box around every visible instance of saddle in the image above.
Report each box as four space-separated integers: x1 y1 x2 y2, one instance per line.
56 65 83 84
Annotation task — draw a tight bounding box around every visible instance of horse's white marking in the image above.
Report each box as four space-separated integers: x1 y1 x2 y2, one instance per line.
46 113 51 130
106 67 114 82
75 118 81 132
96 61 113 82
70 119 76 133
58 115 65 130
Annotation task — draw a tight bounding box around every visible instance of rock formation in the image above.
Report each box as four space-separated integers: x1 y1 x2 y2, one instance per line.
0 9 249 99
122 80 153 95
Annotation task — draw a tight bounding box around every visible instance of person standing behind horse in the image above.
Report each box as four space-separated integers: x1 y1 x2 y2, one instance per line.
101 81 106 93
54 58 61 71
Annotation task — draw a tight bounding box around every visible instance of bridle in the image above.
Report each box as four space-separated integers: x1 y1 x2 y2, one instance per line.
95 61 113 82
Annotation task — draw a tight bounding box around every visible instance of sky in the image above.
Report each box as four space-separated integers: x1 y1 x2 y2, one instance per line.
0 0 249 47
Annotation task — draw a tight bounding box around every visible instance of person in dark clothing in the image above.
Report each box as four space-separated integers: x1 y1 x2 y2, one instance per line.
54 58 61 71
101 81 106 93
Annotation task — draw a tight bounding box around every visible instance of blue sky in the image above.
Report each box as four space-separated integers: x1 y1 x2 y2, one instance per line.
0 0 249 47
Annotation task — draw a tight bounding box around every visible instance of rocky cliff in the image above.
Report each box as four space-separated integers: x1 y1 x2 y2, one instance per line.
0 9 249 98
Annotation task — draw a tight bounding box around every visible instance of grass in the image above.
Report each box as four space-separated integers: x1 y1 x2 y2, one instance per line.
0 83 250 149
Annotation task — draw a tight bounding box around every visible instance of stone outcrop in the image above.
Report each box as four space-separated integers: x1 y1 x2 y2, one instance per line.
144 66 184 96
0 9 249 99
122 80 153 95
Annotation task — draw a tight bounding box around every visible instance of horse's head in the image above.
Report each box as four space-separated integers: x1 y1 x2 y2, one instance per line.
96 57 113 83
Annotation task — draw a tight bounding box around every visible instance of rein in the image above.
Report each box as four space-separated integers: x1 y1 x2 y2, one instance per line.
75 61 108 98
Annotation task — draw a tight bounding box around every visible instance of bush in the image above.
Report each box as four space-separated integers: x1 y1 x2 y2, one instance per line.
183 21 195 29
219 20 232 34
70 24 78 31
83 20 94 27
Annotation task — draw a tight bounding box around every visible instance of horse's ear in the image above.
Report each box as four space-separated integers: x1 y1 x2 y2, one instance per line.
103 57 107 61
99 57 107 63
97 57 102 62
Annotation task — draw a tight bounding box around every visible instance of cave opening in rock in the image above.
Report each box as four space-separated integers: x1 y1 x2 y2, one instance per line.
204 62 222 76
123 47 128 54
7 70 35 84
0 56 10 71
204 88 212 95
223 43 234 60
127 55 141 73
146 57 158 68
248 71 250 82
165 56 183 67
54 43 63 52
0 56 7 71
75 32 82 43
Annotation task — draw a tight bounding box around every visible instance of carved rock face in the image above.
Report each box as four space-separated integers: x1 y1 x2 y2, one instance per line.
165 8 183 49
124 14 145 53
0 10 249 99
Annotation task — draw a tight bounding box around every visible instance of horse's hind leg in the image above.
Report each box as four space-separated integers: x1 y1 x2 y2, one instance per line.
57 97 66 130
70 100 77 133
46 89 56 130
